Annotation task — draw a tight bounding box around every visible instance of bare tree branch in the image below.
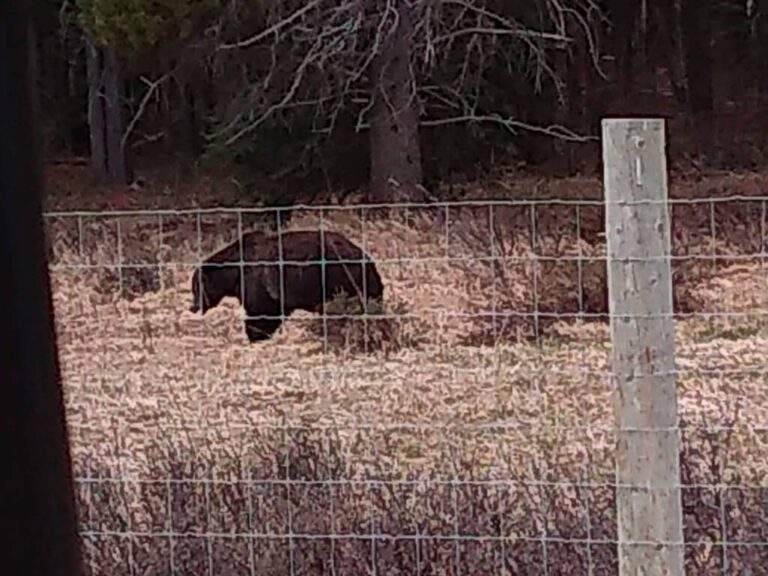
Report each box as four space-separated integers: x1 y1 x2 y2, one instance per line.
435 26 572 43
419 113 597 142
209 0 605 148
223 36 325 145
121 73 170 151
218 0 324 50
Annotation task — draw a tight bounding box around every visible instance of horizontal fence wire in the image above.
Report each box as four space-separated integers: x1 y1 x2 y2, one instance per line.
73 476 768 492
39 193 768 218
47 197 768 575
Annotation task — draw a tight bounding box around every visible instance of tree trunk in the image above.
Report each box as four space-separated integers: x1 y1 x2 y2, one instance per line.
368 3 424 203
667 0 689 109
103 48 129 182
754 13 768 97
177 81 203 159
608 0 636 98
680 0 714 116
85 36 107 181
66 43 87 155
85 37 129 183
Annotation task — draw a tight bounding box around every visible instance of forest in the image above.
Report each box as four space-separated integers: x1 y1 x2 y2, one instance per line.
32 0 768 209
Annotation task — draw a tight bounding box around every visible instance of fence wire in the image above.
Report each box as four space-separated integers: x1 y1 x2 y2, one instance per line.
44 197 768 575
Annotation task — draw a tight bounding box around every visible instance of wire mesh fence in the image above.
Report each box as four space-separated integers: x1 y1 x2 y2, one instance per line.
44 189 768 574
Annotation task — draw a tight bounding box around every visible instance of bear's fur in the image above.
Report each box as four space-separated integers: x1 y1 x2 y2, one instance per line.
189 230 384 342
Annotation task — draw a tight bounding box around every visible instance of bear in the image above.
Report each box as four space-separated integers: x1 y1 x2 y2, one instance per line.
189 229 384 342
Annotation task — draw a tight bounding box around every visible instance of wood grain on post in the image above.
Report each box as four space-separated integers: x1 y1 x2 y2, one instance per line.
602 119 685 576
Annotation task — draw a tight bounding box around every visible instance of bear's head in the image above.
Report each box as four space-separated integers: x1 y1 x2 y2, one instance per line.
189 264 239 315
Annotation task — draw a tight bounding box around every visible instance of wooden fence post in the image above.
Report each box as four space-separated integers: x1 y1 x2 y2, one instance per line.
602 118 685 576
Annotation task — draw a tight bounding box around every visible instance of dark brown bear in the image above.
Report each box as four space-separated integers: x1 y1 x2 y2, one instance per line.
189 230 384 342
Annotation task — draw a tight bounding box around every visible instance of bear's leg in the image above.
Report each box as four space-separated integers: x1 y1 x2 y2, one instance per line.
244 318 283 342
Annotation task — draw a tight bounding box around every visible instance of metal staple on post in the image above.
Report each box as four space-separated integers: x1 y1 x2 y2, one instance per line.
602 118 685 576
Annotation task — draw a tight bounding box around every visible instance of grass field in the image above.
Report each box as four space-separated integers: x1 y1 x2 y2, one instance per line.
46 196 768 574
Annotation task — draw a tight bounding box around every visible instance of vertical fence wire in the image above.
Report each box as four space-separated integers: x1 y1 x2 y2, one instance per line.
158 214 165 292
530 204 541 343
361 206 369 354
320 210 328 355
489 204 498 344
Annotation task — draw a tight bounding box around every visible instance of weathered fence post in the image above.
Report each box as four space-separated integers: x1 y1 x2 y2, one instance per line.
602 119 685 576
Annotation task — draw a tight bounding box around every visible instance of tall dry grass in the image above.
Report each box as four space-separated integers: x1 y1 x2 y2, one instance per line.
46 201 768 574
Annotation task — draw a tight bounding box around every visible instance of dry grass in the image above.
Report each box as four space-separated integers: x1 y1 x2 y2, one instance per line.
47 202 768 575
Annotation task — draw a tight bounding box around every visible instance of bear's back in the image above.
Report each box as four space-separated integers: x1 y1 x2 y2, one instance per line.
238 230 366 264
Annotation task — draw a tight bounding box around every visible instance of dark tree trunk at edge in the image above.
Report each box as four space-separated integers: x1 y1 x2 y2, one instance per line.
0 3 84 574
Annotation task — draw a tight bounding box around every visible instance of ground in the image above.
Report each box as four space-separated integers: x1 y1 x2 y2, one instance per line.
46 167 768 574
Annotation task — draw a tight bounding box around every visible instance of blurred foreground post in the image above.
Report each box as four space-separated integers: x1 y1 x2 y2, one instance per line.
0 3 83 575
602 119 685 576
